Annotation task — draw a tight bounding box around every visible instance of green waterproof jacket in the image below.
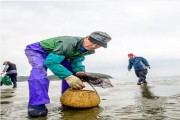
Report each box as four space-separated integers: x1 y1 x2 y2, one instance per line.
40 36 95 79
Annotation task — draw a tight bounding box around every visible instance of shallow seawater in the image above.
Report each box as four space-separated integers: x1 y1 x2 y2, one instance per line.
0 76 180 120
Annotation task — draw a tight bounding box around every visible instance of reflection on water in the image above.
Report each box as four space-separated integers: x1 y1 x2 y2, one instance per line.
141 84 156 99
1 95 14 99
0 101 13 104
137 84 166 119
0 77 180 120
60 106 103 120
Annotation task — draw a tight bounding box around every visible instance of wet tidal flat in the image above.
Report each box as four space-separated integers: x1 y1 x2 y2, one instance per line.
0 76 180 120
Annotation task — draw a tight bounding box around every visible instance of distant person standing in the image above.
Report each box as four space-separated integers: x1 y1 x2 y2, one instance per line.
127 53 150 85
0 61 17 88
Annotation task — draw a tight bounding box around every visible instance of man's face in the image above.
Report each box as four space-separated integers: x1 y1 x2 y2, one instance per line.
83 36 101 50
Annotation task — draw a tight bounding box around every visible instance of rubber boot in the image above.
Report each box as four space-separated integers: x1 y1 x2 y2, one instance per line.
12 81 17 88
0 81 3 86
28 104 48 118
137 82 141 85
143 80 147 84
137 78 144 85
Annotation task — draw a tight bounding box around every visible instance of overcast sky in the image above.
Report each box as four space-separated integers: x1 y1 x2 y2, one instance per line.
1 1 180 78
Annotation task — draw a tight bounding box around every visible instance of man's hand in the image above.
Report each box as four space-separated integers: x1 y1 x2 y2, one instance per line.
147 66 150 69
128 68 131 71
65 75 85 89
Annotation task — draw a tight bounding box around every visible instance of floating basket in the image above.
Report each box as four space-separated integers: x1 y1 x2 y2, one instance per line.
60 89 100 108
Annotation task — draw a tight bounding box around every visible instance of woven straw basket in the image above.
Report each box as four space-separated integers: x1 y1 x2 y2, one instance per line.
60 89 100 108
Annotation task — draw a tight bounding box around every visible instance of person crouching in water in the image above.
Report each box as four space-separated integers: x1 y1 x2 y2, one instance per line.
0 61 17 88
25 31 111 118
127 53 150 85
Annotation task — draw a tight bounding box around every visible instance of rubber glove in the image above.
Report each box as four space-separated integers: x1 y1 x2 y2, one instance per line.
76 71 88 82
76 71 88 77
76 71 100 83
65 75 85 89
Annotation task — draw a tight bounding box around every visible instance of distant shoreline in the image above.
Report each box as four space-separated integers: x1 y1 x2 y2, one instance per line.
16 72 112 82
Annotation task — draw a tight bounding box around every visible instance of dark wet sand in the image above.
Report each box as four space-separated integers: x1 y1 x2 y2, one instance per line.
1 76 180 120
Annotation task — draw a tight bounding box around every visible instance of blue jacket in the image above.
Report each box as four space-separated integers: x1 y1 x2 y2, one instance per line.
128 57 150 71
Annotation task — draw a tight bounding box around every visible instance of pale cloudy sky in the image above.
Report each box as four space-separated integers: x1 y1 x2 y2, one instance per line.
1 1 180 78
